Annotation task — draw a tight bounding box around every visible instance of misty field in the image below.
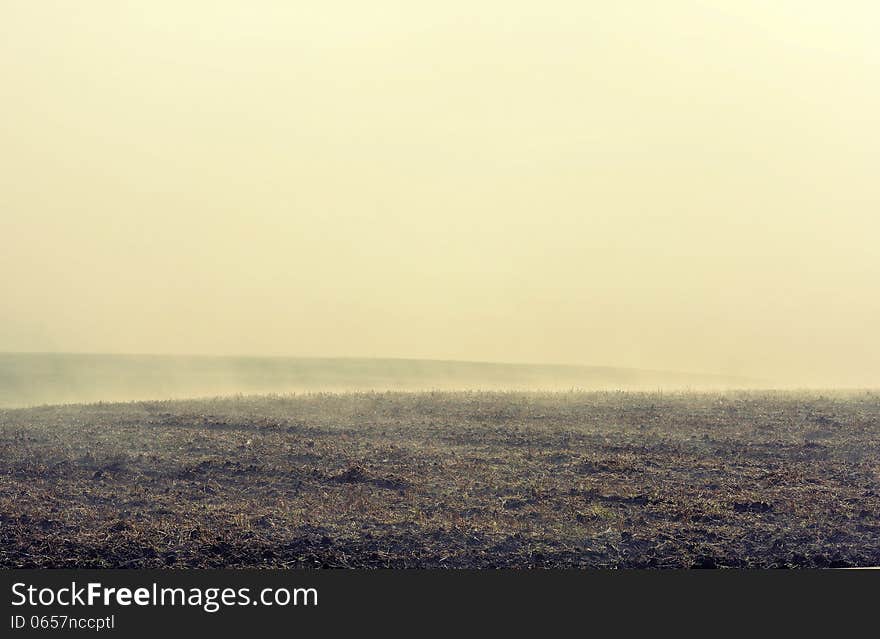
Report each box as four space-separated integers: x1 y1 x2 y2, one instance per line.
2 391 879 568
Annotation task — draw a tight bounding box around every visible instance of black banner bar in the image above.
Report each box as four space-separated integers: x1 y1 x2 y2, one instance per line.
2 569 875 636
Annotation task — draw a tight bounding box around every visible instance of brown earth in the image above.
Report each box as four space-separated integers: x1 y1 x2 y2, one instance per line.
1 391 879 568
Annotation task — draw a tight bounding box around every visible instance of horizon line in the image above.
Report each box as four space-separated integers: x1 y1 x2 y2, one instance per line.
0 350 762 383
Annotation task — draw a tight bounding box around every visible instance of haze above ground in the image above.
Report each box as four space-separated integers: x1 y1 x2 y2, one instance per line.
2 2 878 390
2 351 873 410
1 352 767 408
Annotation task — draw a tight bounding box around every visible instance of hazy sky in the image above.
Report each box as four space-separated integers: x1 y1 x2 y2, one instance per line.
1 1 878 386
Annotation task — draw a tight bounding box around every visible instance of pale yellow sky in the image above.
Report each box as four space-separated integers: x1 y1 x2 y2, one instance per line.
1 1 878 386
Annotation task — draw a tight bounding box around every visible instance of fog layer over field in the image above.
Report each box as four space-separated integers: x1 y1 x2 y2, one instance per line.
0 353 757 408
2 3 878 388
